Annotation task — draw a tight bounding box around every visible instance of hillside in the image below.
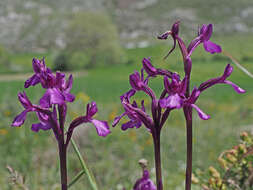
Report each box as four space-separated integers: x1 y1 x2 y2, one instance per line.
0 0 253 52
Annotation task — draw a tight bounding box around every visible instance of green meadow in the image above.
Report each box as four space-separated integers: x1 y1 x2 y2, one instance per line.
0 35 253 189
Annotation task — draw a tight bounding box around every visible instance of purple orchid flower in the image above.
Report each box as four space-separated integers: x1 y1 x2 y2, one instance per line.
39 72 75 108
66 101 110 145
133 169 156 190
12 92 61 138
25 58 54 89
113 68 158 132
25 58 75 108
159 64 245 120
187 24 222 56
158 22 221 61
112 89 152 131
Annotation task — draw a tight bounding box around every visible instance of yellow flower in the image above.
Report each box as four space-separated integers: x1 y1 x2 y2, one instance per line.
4 110 11 117
145 134 153 146
108 107 118 122
128 130 137 142
76 92 90 103
0 129 8 135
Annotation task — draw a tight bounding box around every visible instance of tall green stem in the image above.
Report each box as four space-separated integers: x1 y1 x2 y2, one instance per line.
71 139 98 190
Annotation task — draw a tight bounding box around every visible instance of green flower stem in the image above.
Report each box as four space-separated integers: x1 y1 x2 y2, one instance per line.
71 138 98 190
68 170 85 188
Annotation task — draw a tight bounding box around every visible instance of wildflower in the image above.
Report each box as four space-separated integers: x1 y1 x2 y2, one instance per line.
133 169 156 190
12 58 110 189
0 129 8 135
25 58 75 108
12 92 55 130
188 24 222 56
66 101 110 145
24 58 54 88
159 64 245 120
133 159 156 190
158 22 221 60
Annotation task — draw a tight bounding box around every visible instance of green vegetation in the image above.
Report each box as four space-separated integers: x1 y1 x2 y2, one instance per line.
196 131 253 190
0 34 252 189
60 11 124 70
0 45 11 73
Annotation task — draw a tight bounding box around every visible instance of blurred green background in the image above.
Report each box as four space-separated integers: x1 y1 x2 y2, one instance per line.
0 0 253 189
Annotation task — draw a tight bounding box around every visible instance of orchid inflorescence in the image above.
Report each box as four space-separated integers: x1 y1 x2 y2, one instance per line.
113 21 245 190
12 58 110 190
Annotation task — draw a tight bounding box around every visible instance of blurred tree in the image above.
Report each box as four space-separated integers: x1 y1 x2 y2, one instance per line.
65 12 124 69
52 51 69 71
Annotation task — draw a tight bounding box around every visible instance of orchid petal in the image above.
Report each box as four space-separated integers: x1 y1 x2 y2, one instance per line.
163 76 171 93
159 94 183 109
56 72 65 88
31 122 52 132
112 112 126 127
40 90 51 108
130 71 143 90
187 37 201 57
224 80 246 93
67 74 73 91
40 88 65 108
18 92 33 109
121 120 142 131
203 40 222 54
222 64 233 79
188 87 201 103
86 101 98 119
32 58 42 73
200 24 207 35
171 21 180 36
120 89 136 102
36 112 49 123
63 92 75 102
12 110 29 127
142 58 157 76
91 119 110 137
191 104 210 120
24 74 40 88
157 31 169 40
123 100 153 129
202 24 213 41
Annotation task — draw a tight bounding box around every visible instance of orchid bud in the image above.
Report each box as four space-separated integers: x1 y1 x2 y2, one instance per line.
130 72 143 91
142 58 157 77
